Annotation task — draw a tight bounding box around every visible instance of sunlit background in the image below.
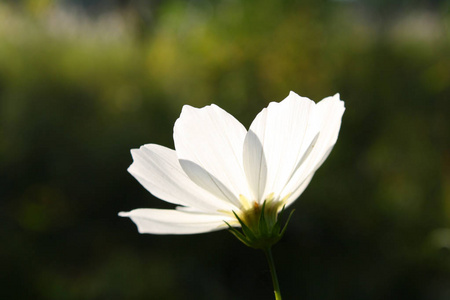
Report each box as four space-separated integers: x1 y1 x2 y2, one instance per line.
1 0 449 299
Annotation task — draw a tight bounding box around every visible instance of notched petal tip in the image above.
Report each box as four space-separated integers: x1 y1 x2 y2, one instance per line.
126 165 133 174
319 93 346 111
180 103 218 115
181 104 196 112
129 148 139 160
288 90 300 97
128 145 150 162
332 93 345 106
329 92 344 102
283 91 315 106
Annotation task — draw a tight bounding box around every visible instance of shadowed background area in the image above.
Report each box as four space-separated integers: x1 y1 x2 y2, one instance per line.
1 0 449 299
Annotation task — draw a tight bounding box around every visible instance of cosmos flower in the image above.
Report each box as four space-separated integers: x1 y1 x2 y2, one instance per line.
119 91 345 241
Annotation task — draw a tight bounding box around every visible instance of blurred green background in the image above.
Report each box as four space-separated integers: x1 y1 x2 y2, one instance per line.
1 0 449 299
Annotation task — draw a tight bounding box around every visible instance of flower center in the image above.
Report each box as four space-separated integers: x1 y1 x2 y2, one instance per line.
238 193 287 232
224 193 294 249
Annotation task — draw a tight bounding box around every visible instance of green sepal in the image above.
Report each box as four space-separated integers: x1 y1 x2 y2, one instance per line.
279 209 295 238
225 221 253 248
226 201 295 249
271 220 281 237
232 211 257 241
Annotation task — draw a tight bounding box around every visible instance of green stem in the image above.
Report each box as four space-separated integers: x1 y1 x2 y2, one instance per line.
263 247 282 300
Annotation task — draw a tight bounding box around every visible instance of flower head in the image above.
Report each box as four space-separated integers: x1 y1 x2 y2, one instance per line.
119 92 345 242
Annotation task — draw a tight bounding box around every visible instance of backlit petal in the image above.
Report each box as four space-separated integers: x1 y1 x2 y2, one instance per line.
174 104 250 208
245 92 320 202
243 109 268 202
281 94 345 203
284 174 314 208
128 144 237 212
119 209 234 235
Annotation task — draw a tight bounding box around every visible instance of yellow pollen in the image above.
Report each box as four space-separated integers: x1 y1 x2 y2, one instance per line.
219 193 291 227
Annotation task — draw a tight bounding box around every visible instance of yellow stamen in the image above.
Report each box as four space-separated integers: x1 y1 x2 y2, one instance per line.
239 194 253 210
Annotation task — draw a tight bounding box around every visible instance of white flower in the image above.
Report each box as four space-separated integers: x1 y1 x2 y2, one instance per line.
119 91 345 236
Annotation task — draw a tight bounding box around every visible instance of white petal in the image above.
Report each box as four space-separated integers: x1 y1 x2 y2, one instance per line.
128 144 237 212
281 94 345 203
311 94 345 166
243 109 268 201
173 104 251 208
246 91 320 202
284 173 314 207
119 209 234 234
